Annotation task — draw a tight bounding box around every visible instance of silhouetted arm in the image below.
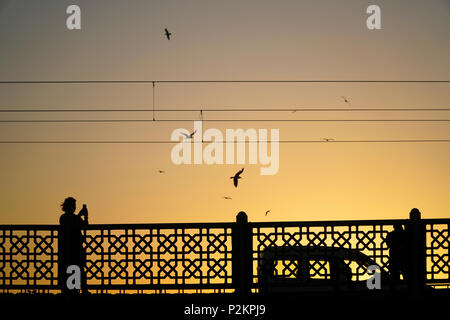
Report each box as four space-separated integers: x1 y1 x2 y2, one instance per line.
80 214 89 226
77 210 89 226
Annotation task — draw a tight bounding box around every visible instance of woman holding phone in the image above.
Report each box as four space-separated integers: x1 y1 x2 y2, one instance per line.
58 197 89 294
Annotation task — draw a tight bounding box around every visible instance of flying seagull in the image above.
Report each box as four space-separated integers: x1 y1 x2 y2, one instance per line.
322 138 334 142
223 196 232 200
181 130 197 139
341 96 350 105
230 168 244 188
158 170 165 174
265 210 271 216
164 28 172 40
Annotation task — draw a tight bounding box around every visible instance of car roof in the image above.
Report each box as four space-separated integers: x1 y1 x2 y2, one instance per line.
259 246 374 263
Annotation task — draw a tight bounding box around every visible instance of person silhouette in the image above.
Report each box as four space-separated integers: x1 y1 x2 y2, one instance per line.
58 197 89 294
386 223 408 285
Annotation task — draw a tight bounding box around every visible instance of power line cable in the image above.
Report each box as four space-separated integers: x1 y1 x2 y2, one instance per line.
1 80 450 84
1 108 450 113
1 119 449 123
0 139 449 144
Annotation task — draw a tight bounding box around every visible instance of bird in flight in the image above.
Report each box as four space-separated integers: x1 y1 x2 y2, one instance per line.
265 210 271 216
322 138 334 142
223 196 232 200
230 168 244 188
341 96 350 105
158 170 165 174
181 130 197 139
164 28 172 40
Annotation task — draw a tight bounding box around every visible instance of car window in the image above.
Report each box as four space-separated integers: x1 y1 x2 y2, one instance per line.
309 259 331 280
273 259 298 279
344 259 376 281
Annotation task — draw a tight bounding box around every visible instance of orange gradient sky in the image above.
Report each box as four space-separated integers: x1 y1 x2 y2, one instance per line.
0 0 449 224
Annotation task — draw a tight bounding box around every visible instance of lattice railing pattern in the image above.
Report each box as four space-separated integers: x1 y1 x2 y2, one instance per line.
425 220 450 287
251 221 400 286
0 223 233 292
0 218 449 292
83 224 233 290
0 226 58 289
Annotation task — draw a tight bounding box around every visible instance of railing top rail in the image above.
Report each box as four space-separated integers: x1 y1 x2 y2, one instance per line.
0 217 448 230
0 222 235 230
251 218 450 227
0 218 450 230
249 219 408 228
84 222 235 230
423 218 450 224
0 224 59 230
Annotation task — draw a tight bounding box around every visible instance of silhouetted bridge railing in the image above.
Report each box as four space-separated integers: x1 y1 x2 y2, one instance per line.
0 211 449 294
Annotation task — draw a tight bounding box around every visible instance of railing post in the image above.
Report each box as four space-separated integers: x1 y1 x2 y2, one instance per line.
408 208 426 296
232 211 253 295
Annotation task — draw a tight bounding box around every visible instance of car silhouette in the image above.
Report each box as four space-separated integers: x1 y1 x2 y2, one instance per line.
257 246 398 293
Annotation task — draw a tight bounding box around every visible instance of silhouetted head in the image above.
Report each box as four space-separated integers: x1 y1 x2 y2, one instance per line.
236 211 248 223
410 208 421 220
61 197 76 214
393 223 403 232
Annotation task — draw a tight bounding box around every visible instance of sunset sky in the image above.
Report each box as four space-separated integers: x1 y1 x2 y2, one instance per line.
0 0 449 225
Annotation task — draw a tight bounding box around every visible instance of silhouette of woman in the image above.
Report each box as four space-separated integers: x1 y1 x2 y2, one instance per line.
58 197 89 294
